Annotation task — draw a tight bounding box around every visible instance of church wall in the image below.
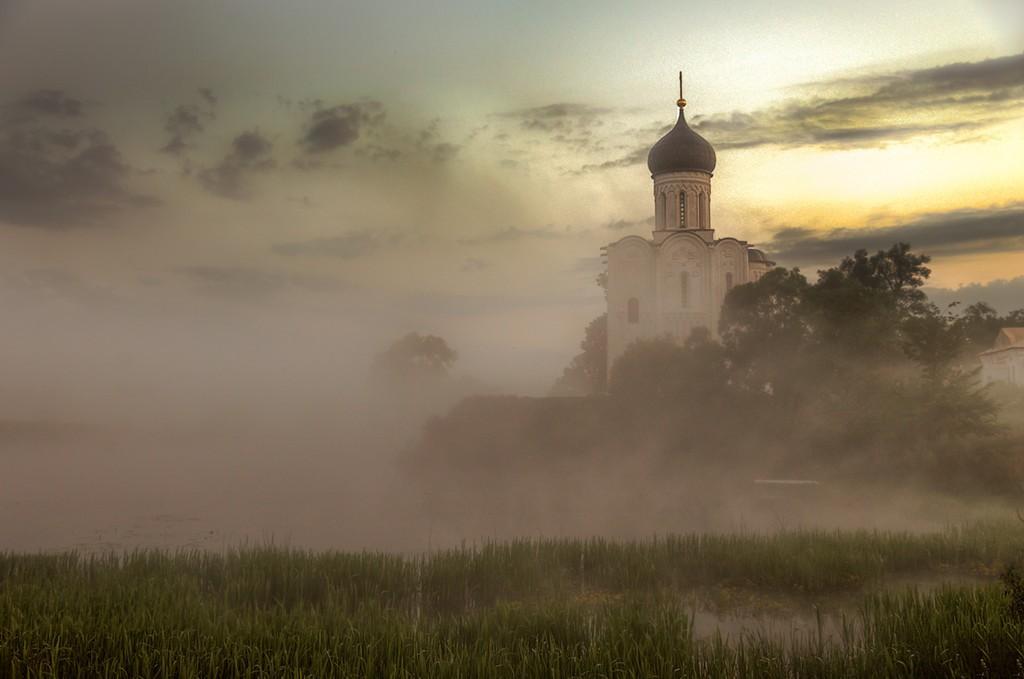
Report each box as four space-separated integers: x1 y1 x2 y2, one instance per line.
606 237 656 367
749 261 771 281
981 349 1024 387
656 232 712 343
607 235 765 369
711 239 749 334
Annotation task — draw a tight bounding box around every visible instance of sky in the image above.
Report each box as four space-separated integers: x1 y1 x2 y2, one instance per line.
1 0 1022 393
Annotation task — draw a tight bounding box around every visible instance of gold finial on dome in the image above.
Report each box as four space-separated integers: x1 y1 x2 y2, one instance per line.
676 71 686 108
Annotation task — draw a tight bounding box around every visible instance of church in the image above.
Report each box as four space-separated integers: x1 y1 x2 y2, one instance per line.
604 82 773 366
980 328 1024 387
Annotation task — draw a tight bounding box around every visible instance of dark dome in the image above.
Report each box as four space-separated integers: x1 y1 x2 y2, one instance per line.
748 249 766 263
647 106 716 176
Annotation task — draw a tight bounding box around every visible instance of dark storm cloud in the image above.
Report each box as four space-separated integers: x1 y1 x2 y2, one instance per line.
691 52 1024 149
766 204 1024 266
273 230 385 259
0 100 156 228
198 131 274 199
180 265 347 299
300 101 385 154
198 88 217 107
926 276 1024 315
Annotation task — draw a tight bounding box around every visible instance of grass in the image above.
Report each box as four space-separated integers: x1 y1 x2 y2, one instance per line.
4 522 1024 677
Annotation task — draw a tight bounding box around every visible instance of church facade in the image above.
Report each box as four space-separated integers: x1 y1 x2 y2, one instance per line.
604 88 773 367
980 328 1024 387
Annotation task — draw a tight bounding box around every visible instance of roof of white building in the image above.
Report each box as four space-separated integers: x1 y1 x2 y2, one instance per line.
980 327 1024 356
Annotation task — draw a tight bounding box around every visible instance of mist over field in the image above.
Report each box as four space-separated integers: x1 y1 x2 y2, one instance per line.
3 253 1021 555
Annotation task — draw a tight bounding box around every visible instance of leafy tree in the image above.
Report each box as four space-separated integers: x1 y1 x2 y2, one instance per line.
372 332 457 382
551 314 607 396
719 267 810 358
902 303 966 376
957 302 1008 353
836 242 931 306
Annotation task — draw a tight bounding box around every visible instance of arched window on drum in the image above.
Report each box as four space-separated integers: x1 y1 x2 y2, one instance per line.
627 297 640 324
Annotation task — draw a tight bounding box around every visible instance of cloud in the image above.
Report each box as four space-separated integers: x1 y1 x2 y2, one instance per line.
179 265 347 299
197 130 274 199
572 51 1024 174
0 105 156 228
198 87 217 107
160 91 217 155
4 90 84 124
300 101 385 154
575 145 649 174
459 225 572 245
430 141 460 164
605 216 655 231
496 103 612 133
161 105 205 155
765 203 1024 266
926 276 1024 315
495 103 617 157
273 230 387 259
3 268 121 307
691 52 1024 149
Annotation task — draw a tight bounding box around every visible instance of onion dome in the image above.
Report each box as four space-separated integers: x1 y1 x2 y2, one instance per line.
647 101 717 176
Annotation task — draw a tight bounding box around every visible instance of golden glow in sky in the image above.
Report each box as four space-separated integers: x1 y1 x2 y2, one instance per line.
0 0 1021 385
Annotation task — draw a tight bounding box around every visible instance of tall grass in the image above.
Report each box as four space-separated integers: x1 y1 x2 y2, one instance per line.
3 522 1024 677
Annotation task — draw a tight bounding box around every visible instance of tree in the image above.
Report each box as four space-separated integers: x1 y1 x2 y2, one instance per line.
957 302 1006 353
372 332 457 382
902 303 966 376
720 267 810 357
836 242 931 306
551 314 607 396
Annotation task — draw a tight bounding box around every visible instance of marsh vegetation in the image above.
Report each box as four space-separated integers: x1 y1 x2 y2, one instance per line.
5 523 1024 677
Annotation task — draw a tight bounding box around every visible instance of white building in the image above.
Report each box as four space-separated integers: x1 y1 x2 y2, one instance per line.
605 87 773 367
980 328 1024 387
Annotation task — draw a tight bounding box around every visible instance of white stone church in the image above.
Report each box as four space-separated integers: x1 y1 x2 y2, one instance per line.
980 328 1024 387
605 88 773 366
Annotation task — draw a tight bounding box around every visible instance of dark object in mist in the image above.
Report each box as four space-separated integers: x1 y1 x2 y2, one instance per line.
372 332 457 382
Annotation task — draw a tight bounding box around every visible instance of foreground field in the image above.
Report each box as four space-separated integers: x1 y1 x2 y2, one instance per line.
4 523 1024 678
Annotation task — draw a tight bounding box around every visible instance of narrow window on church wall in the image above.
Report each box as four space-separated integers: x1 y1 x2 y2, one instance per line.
627 297 640 324
680 272 689 309
679 192 686 229
699 193 707 228
658 192 667 228
725 272 734 291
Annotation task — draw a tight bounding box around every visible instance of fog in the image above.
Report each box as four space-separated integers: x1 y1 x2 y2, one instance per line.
0 290 465 553
2 283 1014 556
1 0 1020 555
